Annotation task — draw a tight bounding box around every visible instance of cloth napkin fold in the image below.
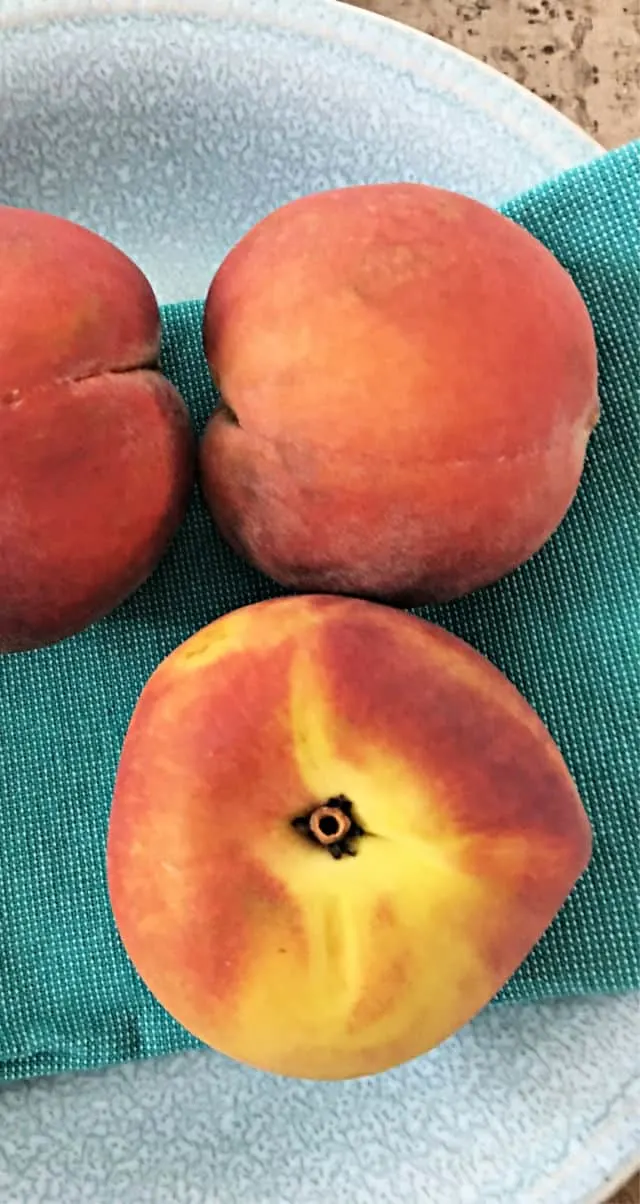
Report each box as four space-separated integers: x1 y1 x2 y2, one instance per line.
1 141 638 1084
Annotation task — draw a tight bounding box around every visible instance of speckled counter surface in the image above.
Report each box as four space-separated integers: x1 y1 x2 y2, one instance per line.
346 6 639 1199
346 0 640 149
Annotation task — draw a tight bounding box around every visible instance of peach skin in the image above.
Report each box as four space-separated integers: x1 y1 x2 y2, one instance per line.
200 184 599 604
0 206 194 653
107 595 592 1080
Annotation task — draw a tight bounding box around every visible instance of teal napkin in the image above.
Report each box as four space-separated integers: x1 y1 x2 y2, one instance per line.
1 142 638 1083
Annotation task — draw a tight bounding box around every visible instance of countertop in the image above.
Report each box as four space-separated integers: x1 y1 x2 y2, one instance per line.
344 4 639 1201
346 0 639 149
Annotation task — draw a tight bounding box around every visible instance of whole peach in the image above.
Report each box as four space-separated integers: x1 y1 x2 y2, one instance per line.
200 184 598 603
0 207 194 652
107 595 591 1080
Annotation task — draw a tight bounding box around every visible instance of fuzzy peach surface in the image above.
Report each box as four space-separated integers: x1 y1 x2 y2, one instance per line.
201 183 598 604
0 207 194 652
107 596 591 1080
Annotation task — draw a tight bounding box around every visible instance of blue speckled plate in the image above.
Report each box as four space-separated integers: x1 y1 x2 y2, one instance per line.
0 3 637 1202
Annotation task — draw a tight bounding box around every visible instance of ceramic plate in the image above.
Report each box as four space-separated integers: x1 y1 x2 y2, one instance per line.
0 3 637 1202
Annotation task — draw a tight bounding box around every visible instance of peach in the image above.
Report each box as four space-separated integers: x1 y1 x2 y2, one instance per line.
200 184 598 604
107 595 591 1080
0 207 194 653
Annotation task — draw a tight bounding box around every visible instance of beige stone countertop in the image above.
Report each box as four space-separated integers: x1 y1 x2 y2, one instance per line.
344 2 638 1201
346 0 639 148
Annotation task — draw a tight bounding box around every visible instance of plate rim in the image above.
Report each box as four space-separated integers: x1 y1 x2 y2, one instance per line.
585 1154 640 1204
0 0 602 177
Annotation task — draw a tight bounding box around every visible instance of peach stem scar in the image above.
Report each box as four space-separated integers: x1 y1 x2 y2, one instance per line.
291 795 365 860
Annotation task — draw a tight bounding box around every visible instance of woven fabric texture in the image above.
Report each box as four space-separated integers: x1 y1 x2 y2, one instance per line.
1 142 638 1083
